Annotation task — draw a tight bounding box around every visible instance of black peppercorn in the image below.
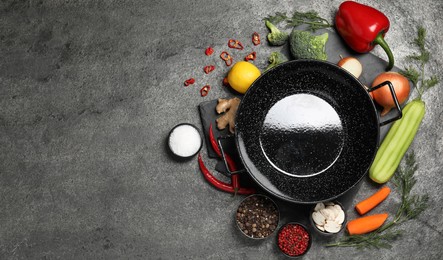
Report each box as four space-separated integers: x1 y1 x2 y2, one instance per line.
236 195 279 239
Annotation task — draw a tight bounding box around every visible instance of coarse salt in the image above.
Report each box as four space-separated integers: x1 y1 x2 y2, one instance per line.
169 124 202 157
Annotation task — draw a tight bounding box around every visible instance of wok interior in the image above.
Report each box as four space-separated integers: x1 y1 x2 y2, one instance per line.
236 60 379 203
260 93 344 177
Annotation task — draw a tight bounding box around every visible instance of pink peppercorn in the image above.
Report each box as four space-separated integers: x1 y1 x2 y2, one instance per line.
277 223 311 257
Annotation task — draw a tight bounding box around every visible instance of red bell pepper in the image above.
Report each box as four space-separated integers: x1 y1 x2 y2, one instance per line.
335 1 394 71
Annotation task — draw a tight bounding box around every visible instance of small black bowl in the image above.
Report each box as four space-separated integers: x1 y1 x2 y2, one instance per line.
235 194 280 240
309 201 346 236
277 222 312 258
167 123 202 161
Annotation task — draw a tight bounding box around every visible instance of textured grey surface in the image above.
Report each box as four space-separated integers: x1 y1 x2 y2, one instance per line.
0 0 442 259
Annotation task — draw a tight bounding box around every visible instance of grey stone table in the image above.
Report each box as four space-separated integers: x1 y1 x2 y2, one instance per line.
1 0 442 259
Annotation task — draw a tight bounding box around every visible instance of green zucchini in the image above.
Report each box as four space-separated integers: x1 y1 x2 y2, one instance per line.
369 100 425 183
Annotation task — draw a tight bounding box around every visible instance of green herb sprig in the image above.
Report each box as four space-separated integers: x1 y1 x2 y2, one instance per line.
326 151 429 249
265 10 332 31
400 26 439 99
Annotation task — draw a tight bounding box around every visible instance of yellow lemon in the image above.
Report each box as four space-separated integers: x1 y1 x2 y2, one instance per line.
227 61 261 94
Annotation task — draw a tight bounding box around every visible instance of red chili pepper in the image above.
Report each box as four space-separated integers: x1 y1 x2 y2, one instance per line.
198 154 255 195
203 65 215 74
200 85 210 97
208 124 237 170
231 174 240 195
244 51 256 61
184 78 195 86
252 32 261 45
205 46 214 56
208 123 222 158
208 124 241 194
335 1 394 71
198 154 236 193
228 39 244 50
220 51 233 66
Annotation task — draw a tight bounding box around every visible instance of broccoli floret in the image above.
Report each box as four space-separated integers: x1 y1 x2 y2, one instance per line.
289 29 328 60
265 52 288 71
265 20 289 46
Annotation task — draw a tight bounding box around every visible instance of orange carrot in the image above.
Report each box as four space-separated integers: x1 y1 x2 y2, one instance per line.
355 186 391 215
346 213 389 235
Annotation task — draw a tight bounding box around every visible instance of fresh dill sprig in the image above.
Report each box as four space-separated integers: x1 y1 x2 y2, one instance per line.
391 152 429 223
264 12 288 25
400 66 420 85
288 11 332 31
265 10 332 31
423 76 439 92
399 26 439 99
326 151 429 249
326 230 403 249
413 27 428 55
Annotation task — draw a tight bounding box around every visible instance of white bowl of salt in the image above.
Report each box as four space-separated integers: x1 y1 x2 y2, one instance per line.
168 123 203 160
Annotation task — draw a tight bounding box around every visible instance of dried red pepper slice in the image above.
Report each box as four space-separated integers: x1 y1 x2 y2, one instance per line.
203 65 215 74
220 51 230 60
220 51 233 66
224 57 233 66
184 78 195 86
244 51 256 61
228 39 244 50
252 32 261 45
200 85 210 97
222 77 230 87
205 46 214 56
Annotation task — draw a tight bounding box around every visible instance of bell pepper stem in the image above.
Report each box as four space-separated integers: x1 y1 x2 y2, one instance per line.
374 34 394 71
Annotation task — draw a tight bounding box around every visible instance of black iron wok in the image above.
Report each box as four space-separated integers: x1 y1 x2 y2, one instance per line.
235 60 401 204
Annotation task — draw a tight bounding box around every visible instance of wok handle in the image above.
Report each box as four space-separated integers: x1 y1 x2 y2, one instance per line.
217 136 246 175
368 80 402 126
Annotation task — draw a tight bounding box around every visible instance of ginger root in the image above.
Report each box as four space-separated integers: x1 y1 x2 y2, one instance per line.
216 97 241 134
